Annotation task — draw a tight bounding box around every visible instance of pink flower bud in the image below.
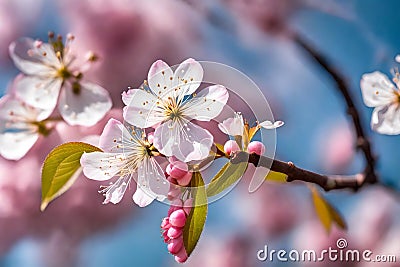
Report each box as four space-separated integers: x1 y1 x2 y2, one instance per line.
167 226 183 239
168 237 183 255
177 172 192 186
162 230 170 243
183 198 193 216
247 141 265 155
147 132 155 143
224 140 240 156
166 161 189 179
167 176 178 185
161 217 171 230
174 247 188 263
169 209 187 228
168 200 182 216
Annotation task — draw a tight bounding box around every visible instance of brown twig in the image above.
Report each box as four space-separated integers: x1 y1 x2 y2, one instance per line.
293 34 378 186
232 151 363 191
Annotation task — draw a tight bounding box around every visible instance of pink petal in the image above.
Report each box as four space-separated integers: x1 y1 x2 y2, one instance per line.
147 59 174 98
122 89 165 128
182 84 228 121
173 58 203 99
153 120 213 162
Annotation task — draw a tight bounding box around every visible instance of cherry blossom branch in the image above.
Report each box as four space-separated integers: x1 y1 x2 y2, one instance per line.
293 34 378 186
232 151 363 191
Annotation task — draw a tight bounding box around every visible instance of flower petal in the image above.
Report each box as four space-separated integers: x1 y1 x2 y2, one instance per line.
80 152 125 181
132 185 155 208
9 37 59 76
14 75 61 110
181 85 228 121
154 119 213 162
133 157 169 207
147 60 174 97
0 95 53 127
360 71 397 107
0 131 39 160
59 81 112 126
173 58 203 99
218 113 244 136
99 118 136 153
100 174 132 204
259 120 284 129
146 157 169 198
371 104 400 135
122 89 165 128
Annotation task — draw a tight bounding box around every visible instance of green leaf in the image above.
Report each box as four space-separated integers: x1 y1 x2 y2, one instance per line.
183 172 208 256
41 142 101 211
206 161 248 197
265 171 287 183
310 186 347 233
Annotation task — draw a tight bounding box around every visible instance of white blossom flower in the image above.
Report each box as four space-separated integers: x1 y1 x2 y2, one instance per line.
80 118 169 206
360 71 400 135
9 35 112 126
218 112 244 136
123 58 229 162
0 95 52 160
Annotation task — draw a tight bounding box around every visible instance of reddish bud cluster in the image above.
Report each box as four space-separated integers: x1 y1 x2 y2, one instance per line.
161 199 193 263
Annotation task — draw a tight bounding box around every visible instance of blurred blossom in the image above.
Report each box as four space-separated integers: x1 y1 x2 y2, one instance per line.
292 219 351 267
222 0 300 35
9 35 112 126
0 94 53 160
171 235 255 267
291 187 400 267
315 121 355 173
233 170 303 238
0 0 43 62
348 187 398 251
0 109 134 264
60 0 204 105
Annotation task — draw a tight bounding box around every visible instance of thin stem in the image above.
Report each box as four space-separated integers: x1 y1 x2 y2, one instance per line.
232 152 363 191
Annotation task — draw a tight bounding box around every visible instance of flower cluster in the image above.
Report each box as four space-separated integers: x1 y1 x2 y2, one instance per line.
0 33 112 160
161 199 192 263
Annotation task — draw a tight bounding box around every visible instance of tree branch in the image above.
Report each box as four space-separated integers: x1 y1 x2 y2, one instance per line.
293 34 378 186
232 151 363 191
